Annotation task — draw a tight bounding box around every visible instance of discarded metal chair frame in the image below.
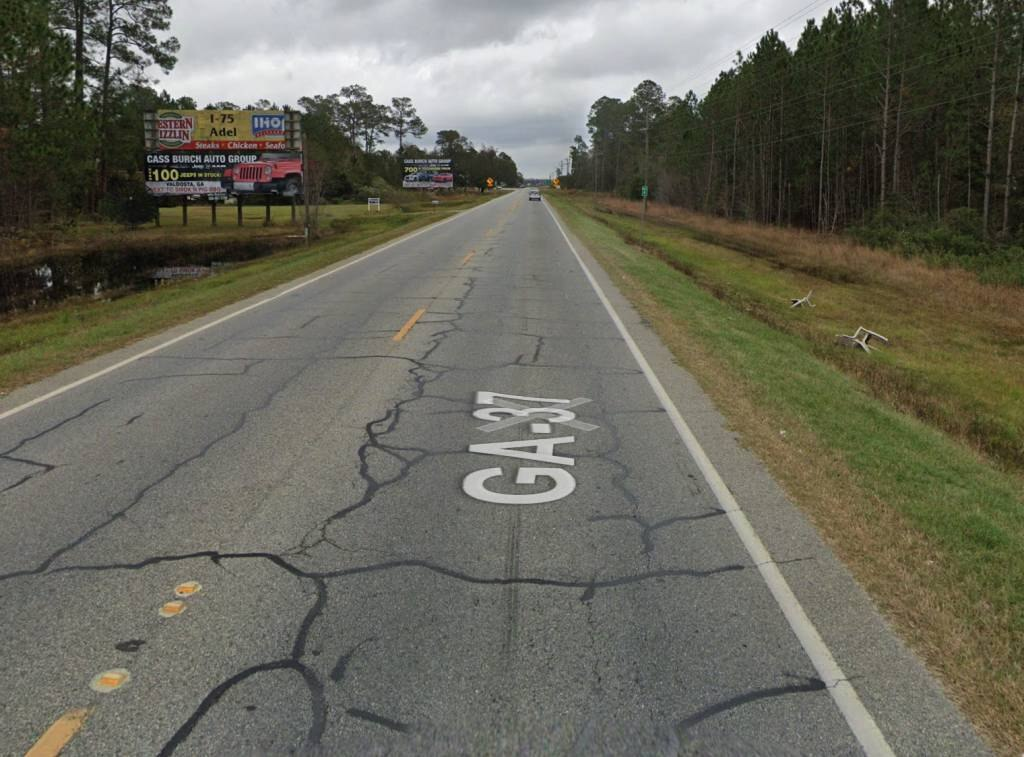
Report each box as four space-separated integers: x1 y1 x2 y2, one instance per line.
790 290 814 308
836 326 889 353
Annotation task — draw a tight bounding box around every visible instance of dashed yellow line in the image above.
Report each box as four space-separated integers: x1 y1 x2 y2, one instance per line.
392 308 427 342
461 250 476 266
25 709 90 757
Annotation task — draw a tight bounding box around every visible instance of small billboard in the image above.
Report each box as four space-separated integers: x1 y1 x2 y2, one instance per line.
403 158 454 189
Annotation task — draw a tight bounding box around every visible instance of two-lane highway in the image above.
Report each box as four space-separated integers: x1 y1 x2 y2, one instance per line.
0 191 983 754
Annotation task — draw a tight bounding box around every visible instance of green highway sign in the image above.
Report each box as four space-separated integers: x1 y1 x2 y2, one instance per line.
641 185 648 198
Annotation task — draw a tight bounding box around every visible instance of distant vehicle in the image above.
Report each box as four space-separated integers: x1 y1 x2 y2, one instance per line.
529 189 541 201
432 173 454 183
221 152 303 196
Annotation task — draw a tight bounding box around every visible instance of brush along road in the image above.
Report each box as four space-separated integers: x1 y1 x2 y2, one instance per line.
0 190 983 755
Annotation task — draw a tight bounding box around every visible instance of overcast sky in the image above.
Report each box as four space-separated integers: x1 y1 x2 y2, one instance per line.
157 0 837 178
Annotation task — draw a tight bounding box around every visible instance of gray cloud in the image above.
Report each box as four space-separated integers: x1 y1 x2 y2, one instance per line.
159 0 838 177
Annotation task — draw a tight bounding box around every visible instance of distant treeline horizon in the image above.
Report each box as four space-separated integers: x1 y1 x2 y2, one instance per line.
562 0 1023 246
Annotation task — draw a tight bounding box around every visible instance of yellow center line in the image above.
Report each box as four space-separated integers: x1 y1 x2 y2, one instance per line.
392 308 427 342
25 709 90 757
461 250 476 266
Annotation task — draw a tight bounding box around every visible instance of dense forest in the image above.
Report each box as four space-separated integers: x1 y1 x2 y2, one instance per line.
563 0 1024 251
0 0 520 229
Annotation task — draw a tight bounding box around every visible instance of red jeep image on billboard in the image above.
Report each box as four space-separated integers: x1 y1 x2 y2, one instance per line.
221 152 303 196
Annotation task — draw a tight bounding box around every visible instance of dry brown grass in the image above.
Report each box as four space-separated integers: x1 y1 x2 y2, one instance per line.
598 196 1024 337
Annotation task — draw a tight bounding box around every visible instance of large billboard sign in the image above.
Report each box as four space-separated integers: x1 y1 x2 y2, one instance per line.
403 158 454 189
144 151 303 197
143 110 302 197
145 110 301 151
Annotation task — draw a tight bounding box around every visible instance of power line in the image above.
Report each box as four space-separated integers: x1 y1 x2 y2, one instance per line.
656 83 1016 165
583 22 1000 152
669 0 839 94
671 24 1003 138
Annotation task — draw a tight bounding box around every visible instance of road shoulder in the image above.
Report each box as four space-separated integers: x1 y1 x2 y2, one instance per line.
546 200 986 756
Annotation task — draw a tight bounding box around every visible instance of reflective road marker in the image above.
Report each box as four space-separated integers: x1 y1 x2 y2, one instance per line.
89 669 130 694
158 600 186 618
174 581 202 598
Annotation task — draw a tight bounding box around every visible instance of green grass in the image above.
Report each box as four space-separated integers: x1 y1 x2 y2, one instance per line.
580 196 1024 474
549 191 1024 754
0 197 490 395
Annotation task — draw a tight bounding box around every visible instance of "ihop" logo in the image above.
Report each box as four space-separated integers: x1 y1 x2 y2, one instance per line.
251 114 286 138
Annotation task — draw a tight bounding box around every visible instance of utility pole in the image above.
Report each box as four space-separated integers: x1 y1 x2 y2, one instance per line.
640 109 650 251
291 111 309 245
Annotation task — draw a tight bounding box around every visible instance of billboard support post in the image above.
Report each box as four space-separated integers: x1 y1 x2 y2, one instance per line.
264 195 271 226
210 197 217 226
301 130 310 245
291 195 297 224
182 196 188 226
237 195 243 227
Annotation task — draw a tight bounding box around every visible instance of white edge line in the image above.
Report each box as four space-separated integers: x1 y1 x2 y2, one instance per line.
0 198 499 424
544 201 894 757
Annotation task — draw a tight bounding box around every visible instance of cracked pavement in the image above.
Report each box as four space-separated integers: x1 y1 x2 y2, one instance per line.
0 191 985 755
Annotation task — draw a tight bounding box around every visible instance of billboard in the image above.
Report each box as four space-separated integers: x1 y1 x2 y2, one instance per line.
403 158 454 189
144 151 303 197
145 110 301 151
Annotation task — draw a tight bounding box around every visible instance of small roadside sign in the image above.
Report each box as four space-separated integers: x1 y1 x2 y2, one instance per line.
486 177 495 188
641 185 649 198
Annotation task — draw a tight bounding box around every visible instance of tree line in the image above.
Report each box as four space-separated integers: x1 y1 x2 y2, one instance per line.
1 0 520 229
563 0 1024 244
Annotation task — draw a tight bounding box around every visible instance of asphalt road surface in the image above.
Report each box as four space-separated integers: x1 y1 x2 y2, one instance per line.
0 191 986 755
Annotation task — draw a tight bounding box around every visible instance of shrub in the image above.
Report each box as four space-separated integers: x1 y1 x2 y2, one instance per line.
99 176 158 228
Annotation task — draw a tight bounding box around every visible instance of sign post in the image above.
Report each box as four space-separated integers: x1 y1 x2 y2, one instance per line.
640 185 649 251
